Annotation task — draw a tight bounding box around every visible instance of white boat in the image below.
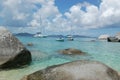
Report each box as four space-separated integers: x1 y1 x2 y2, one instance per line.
66 25 74 41
67 37 74 41
34 32 47 38
56 38 64 42
34 16 48 38
66 35 74 41
67 35 72 38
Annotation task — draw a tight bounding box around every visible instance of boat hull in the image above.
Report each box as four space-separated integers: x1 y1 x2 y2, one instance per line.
67 38 74 41
56 38 64 42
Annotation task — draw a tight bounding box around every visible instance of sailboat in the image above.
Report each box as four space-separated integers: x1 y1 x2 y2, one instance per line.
34 32 47 38
66 25 74 41
33 16 48 38
66 35 74 41
56 26 64 42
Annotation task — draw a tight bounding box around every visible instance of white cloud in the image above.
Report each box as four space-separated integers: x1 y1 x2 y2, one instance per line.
13 13 29 20
64 3 100 30
99 0 120 27
65 0 120 30
0 0 120 35
28 19 40 27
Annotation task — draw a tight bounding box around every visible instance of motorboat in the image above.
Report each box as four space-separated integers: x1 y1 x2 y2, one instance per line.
66 35 74 41
56 38 64 42
34 32 47 38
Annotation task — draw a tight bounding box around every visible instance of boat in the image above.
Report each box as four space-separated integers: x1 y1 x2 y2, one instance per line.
66 25 74 41
67 35 72 38
34 32 47 38
67 37 74 41
56 38 64 42
34 16 48 38
66 35 74 41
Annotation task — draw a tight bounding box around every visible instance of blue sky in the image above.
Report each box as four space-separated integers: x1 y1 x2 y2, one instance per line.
55 0 101 13
0 0 120 37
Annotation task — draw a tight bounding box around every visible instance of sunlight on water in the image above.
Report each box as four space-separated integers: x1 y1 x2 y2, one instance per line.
0 36 120 80
0 57 69 80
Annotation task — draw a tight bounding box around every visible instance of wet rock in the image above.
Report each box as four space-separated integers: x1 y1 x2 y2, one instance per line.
107 37 120 42
58 48 86 55
27 43 34 46
22 60 120 80
0 27 32 69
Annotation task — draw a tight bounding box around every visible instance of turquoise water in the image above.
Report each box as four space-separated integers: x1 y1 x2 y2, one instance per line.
0 36 120 80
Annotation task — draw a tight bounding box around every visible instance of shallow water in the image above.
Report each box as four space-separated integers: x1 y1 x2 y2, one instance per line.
0 36 120 80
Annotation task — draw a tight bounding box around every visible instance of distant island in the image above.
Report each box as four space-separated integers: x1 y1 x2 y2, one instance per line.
14 33 95 38
14 33 34 37
71 35 96 38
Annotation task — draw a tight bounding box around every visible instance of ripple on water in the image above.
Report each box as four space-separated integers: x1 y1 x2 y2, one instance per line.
0 57 70 80
1 37 120 80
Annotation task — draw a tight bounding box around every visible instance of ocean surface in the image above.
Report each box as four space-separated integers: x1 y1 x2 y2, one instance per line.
0 36 120 80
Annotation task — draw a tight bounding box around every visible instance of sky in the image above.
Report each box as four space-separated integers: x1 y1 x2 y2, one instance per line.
0 0 120 37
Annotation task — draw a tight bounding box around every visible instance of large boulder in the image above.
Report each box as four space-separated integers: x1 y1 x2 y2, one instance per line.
116 32 120 39
98 34 110 40
107 37 120 42
58 48 86 55
0 27 31 69
22 60 120 80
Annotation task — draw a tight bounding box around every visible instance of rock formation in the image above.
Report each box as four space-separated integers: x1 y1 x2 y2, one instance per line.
98 34 110 40
115 32 120 39
0 27 32 69
58 48 86 55
107 37 120 42
22 60 120 80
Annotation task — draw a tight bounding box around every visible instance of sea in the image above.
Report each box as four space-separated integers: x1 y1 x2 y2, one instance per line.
0 36 120 80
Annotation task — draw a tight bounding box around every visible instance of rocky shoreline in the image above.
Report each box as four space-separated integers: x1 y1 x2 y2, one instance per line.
22 60 120 80
58 48 86 55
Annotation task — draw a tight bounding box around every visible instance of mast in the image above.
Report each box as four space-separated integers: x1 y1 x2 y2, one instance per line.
40 15 47 38
40 15 42 33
